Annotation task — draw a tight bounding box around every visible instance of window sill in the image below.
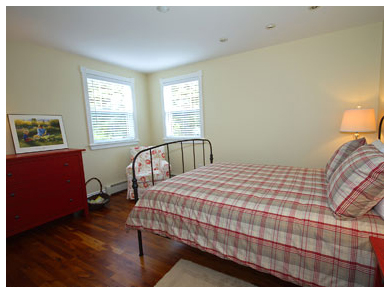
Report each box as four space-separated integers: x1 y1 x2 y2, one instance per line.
163 137 205 144
89 140 139 150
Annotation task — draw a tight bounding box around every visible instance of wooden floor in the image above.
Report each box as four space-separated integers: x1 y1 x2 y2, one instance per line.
6 191 296 287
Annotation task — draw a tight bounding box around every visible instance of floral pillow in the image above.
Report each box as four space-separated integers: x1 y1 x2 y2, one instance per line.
129 146 168 174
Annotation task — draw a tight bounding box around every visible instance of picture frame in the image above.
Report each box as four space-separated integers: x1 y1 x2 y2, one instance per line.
8 114 68 154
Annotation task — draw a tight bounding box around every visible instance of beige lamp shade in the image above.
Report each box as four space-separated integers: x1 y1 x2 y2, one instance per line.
340 108 376 132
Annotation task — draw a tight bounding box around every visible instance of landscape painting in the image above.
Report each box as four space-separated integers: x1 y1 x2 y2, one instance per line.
8 114 68 154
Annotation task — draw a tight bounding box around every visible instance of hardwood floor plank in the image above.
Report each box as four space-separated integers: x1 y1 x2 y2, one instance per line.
7 191 296 287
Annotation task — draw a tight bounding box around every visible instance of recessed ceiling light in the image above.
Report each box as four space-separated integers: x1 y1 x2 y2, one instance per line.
219 38 228 43
309 6 320 10
156 6 170 13
265 23 276 30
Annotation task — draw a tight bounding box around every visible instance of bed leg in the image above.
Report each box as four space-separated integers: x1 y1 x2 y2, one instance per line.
137 230 144 256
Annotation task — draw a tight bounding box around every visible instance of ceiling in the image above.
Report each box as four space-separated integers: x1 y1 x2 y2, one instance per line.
6 6 384 73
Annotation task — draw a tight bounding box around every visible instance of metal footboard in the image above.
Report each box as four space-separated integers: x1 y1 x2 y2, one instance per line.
131 139 213 256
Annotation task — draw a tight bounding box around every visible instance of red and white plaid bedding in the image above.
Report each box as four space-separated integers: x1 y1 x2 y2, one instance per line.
126 162 384 287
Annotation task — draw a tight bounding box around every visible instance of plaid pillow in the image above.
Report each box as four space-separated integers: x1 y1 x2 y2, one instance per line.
327 144 384 219
325 137 366 182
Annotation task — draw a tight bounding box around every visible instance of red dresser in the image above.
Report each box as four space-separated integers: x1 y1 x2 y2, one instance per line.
6 149 89 237
369 236 384 287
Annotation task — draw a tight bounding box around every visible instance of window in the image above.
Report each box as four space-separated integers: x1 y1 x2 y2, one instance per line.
160 71 204 141
81 67 138 150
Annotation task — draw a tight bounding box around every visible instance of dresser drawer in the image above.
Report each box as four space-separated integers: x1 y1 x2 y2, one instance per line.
7 170 83 205
7 199 48 233
7 187 85 234
50 189 85 216
6 155 81 185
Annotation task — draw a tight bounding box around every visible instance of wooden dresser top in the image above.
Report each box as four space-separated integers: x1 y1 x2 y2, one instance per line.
6 148 85 161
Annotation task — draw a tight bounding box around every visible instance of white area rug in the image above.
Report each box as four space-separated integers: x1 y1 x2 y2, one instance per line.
155 259 255 287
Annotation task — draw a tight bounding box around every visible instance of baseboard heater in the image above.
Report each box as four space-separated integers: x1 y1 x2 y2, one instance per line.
104 181 128 195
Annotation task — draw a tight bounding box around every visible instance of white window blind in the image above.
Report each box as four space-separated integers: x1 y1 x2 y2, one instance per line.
81 67 138 149
161 71 204 140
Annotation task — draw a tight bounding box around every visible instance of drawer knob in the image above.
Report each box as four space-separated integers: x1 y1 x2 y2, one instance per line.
7 173 12 177
69 198 73 202
66 179 71 183
14 215 20 220
64 163 69 166
10 193 15 197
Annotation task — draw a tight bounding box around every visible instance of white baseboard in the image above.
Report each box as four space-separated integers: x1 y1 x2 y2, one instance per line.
105 181 127 195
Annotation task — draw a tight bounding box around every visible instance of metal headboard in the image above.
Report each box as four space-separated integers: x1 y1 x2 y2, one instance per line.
378 116 384 140
131 138 213 256
131 139 213 202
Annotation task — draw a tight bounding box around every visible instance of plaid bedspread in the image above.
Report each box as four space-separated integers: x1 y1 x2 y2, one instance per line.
126 163 384 286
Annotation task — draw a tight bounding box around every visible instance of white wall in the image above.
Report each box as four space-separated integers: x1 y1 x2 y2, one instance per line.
6 22 384 194
378 25 384 121
6 41 151 193
147 22 384 169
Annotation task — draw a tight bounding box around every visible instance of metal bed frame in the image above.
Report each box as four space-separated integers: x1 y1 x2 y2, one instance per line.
131 138 213 256
378 116 384 140
130 116 384 257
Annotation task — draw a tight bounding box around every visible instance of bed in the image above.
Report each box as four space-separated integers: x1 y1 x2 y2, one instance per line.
126 131 384 287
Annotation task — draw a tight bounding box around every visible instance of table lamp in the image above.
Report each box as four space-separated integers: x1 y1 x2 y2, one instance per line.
340 107 376 139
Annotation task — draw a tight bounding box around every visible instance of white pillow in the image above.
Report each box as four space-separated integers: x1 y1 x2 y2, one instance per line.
371 140 384 219
372 139 384 153
373 196 384 220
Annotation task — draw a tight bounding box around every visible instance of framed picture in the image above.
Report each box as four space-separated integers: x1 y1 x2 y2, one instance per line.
8 114 68 154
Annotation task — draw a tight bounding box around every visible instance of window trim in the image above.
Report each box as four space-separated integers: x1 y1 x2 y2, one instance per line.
80 67 139 150
160 70 204 142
